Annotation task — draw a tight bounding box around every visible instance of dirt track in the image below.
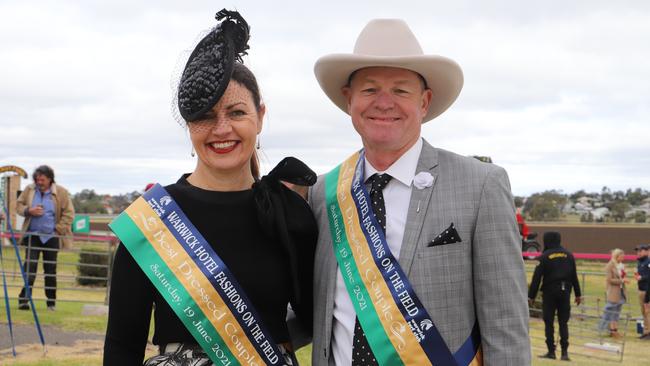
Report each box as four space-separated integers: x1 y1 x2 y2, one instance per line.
92 220 650 254
0 323 157 363
0 323 104 362
528 223 650 253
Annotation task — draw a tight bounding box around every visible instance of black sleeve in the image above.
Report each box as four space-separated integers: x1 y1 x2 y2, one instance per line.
290 229 316 335
103 243 154 366
570 254 581 298
282 187 317 347
287 224 316 349
528 260 543 300
288 190 317 327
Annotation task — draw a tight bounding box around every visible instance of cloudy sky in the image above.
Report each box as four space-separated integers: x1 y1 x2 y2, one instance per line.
1 0 649 196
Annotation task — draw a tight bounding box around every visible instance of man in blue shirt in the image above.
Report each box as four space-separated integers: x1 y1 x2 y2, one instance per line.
16 165 74 311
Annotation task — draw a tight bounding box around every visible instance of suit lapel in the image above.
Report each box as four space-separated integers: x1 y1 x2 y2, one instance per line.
398 140 439 276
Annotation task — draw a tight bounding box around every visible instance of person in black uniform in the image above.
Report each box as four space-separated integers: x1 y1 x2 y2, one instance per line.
528 231 582 361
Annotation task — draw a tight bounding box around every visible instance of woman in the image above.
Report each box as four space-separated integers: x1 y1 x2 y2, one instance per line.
104 10 317 365
599 248 628 338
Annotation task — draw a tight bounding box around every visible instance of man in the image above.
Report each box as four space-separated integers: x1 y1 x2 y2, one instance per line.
16 165 74 311
309 19 530 365
528 231 582 361
634 244 650 339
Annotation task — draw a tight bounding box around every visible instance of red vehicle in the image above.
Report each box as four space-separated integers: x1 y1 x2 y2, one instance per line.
517 212 541 259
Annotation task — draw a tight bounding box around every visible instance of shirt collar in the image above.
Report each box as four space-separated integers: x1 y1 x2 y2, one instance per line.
364 138 423 187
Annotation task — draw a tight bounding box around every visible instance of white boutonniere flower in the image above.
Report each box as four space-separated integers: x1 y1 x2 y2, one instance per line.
413 172 434 189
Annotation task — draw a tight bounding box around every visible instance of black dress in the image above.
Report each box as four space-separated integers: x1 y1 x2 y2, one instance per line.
104 167 317 365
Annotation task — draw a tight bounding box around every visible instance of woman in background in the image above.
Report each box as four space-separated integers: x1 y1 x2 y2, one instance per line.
599 248 628 338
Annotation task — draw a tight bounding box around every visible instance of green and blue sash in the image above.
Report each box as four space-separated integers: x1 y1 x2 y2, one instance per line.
325 151 483 366
109 184 283 366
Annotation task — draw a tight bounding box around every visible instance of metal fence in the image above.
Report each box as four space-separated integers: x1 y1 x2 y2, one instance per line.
2 232 645 362
529 298 630 362
526 266 640 363
0 231 116 306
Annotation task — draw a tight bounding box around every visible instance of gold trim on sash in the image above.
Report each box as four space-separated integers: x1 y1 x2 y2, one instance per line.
336 154 431 365
127 199 261 365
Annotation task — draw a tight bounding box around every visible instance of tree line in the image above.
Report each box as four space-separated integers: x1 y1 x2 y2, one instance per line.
71 189 141 214
70 186 650 223
516 187 649 223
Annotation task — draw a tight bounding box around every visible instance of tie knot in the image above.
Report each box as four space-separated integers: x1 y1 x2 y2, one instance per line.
367 173 392 193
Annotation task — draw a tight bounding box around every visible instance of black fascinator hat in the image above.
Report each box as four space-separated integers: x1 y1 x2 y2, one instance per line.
178 9 250 122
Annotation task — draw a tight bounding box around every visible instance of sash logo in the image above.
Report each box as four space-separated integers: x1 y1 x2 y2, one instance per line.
160 195 172 206
420 319 433 331
408 319 426 342
147 196 166 216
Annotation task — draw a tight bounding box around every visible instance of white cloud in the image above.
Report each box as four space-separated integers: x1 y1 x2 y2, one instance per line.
1 0 649 196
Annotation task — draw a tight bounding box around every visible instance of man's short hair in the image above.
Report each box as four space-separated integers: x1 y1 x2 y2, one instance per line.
33 165 55 183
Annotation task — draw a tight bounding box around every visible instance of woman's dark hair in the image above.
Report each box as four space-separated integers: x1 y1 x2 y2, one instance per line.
231 63 261 112
231 62 262 179
32 165 55 183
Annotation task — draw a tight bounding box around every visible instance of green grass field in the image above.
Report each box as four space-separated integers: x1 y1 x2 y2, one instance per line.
2 248 648 365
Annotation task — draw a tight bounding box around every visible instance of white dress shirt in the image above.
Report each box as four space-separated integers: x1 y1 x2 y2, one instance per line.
331 138 423 365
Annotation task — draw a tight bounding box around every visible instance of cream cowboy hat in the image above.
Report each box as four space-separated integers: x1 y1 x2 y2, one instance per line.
314 19 463 123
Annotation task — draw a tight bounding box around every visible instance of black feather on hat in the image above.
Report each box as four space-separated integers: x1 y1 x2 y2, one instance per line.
177 9 250 122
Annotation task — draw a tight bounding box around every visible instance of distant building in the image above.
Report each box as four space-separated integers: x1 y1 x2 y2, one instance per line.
102 195 114 215
576 196 594 205
574 202 592 214
591 207 610 221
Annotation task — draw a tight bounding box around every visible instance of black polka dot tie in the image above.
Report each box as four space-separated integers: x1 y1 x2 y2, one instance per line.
367 173 392 232
352 173 392 366
352 318 377 365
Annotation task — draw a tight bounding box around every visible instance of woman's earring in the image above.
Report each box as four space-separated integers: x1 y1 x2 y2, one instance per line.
256 137 261 150
191 146 196 157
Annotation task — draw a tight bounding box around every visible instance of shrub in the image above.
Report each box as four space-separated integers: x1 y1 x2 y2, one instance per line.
77 247 111 286
634 211 647 223
580 212 593 222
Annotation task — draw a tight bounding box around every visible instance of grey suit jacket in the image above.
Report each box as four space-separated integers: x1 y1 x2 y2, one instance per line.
309 139 531 366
